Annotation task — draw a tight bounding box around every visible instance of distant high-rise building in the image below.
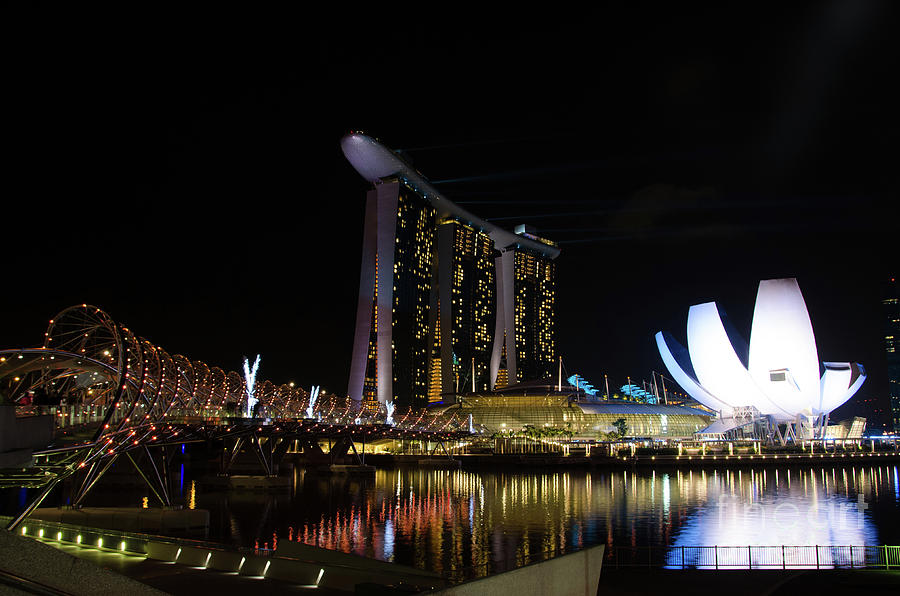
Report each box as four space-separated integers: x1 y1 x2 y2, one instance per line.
885 276 900 433
490 226 558 386
342 133 559 410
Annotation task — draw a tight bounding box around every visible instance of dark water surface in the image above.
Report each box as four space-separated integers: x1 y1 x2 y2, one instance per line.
7 462 900 576
198 464 898 574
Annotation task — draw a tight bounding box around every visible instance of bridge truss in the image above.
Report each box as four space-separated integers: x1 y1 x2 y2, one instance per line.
0 305 473 528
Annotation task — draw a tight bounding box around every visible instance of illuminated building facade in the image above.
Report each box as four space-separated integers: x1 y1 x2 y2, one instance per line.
656 278 866 440
349 180 436 410
437 220 496 397
429 391 713 439
494 233 557 384
885 276 900 432
490 225 558 387
343 133 560 409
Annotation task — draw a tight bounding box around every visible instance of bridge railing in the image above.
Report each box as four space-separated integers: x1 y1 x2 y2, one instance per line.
18 403 471 438
16 405 123 429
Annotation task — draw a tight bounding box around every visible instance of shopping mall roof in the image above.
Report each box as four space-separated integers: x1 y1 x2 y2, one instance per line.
576 401 714 417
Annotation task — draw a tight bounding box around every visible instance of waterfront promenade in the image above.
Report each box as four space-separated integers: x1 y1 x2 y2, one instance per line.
362 448 900 469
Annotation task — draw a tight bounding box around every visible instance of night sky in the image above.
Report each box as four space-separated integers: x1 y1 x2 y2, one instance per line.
4 5 897 426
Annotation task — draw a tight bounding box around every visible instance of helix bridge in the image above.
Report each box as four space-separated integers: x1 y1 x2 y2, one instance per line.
0 305 473 528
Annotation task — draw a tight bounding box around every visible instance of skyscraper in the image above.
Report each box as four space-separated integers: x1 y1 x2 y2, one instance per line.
348 179 435 410
490 226 558 387
436 219 496 397
342 133 559 410
885 276 899 433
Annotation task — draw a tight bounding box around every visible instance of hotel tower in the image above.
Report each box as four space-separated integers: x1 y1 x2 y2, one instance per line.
342 133 560 410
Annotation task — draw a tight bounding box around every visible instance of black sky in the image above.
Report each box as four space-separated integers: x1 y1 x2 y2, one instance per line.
3 4 898 426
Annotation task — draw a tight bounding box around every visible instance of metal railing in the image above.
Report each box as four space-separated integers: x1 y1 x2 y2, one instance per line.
608 545 900 570
17 405 108 425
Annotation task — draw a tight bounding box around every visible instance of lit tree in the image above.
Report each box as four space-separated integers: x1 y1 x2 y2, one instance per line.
306 385 319 419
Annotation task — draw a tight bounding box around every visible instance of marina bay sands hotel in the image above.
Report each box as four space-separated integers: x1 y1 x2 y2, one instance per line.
342 133 560 410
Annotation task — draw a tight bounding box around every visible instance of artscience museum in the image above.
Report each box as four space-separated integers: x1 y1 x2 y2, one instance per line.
656 278 866 442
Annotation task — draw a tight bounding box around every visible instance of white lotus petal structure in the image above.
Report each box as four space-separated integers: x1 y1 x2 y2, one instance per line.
656 278 865 422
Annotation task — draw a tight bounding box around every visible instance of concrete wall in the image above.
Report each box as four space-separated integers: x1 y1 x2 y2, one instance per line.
12 514 602 595
430 544 604 596
145 537 446 593
13 515 446 593
277 541 444 591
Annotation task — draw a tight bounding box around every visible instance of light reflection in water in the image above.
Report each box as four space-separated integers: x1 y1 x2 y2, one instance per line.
383 518 394 561
672 467 878 547
185 465 898 577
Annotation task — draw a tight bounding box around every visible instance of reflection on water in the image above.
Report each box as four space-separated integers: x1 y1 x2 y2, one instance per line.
672 467 878 548
184 464 898 576
15 462 889 575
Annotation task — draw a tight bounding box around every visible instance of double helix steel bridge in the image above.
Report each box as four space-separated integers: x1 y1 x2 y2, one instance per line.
0 305 474 529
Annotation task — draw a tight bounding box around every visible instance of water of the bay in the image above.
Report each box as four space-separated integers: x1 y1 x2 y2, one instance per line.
188 463 898 575
9 462 899 577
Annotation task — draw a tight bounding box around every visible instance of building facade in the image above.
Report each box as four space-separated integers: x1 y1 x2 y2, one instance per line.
490 236 558 388
342 133 560 410
656 278 866 440
436 219 496 398
429 392 714 439
885 276 900 433
348 180 436 410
